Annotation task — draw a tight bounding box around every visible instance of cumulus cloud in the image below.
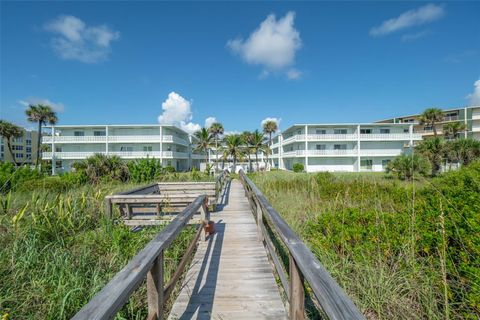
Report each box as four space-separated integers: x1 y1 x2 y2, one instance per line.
370 4 444 37
18 98 65 112
261 117 281 131
467 79 480 106
401 29 431 42
44 15 120 63
227 11 302 78
157 92 205 134
205 117 217 128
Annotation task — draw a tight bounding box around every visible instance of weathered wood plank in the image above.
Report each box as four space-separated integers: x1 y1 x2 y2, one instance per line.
239 170 365 320
147 252 164 320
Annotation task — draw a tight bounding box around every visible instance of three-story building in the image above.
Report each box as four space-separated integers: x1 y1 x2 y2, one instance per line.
42 125 203 174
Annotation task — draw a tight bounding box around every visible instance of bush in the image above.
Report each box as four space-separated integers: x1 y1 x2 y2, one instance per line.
164 165 176 173
0 162 44 193
71 154 129 184
292 163 304 173
128 158 163 183
386 154 430 180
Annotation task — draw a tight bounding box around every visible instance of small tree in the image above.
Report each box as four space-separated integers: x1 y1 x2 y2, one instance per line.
194 128 213 173
443 121 466 140
386 154 430 180
247 130 268 172
444 138 480 166
0 120 23 166
208 122 224 171
262 120 278 169
25 104 58 168
416 137 445 176
221 134 243 170
419 108 444 137
293 163 304 173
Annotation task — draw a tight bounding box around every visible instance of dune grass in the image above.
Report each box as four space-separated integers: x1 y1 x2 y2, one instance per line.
0 177 201 320
250 167 479 319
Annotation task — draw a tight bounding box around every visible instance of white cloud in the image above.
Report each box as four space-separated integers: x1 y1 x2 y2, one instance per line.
261 117 281 131
227 11 302 78
370 4 445 37
401 29 431 42
18 98 65 112
157 91 203 134
286 68 302 80
44 15 120 63
467 80 480 106
224 131 241 136
205 117 217 128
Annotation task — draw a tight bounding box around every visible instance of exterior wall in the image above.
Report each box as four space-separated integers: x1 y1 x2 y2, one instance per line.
42 125 195 174
0 129 38 165
275 123 418 173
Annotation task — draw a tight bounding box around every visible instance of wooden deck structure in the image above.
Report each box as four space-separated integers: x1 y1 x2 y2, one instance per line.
73 170 365 320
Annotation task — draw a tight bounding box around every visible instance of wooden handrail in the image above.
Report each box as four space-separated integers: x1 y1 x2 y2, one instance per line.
239 169 365 320
72 195 209 320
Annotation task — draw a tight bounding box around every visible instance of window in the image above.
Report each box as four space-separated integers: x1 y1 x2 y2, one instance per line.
26 139 31 145
15 153 23 158
382 159 391 168
94 131 106 136
120 146 133 152
315 129 326 135
13 137 23 143
380 128 390 134
424 126 433 131
297 130 302 135
334 144 347 150
55 147 62 152
316 144 326 150
360 129 372 134
360 159 373 170
403 129 409 133
334 129 347 134
26 154 32 160
74 131 85 136
26 147 31 153
26 132 32 138
143 146 153 152
0 145 3 152
14 145 23 151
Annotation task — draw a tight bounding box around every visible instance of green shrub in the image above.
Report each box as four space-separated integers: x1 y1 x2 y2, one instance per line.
292 163 304 173
0 162 44 193
164 165 176 173
71 154 129 184
128 158 163 183
386 154 430 180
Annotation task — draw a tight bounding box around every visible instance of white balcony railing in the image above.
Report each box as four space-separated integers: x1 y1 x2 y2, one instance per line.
307 149 357 156
42 150 189 160
308 134 357 141
359 133 421 140
42 135 189 145
359 149 403 156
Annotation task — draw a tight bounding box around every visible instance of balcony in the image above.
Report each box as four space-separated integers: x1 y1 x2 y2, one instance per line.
307 149 357 156
359 149 403 156
359 133 421 140
42 151 189 160
42 135 190 145
281 133 421 143
308 134 357 141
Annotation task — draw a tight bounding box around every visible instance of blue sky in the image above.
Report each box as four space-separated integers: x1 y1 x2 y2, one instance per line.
1 1 479 133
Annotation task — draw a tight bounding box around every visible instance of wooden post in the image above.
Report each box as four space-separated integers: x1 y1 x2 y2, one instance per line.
147 252 164 320
156 204 161 217
126 204 132 219
200 202 209 241
289 254 305 320
104 197 112 218
256 199 264 242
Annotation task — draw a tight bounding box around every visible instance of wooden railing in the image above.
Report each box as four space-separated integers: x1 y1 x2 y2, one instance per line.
72 195 209 320
239 169 365 320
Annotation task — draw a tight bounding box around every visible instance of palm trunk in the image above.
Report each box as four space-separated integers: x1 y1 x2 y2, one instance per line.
255 152 259 172
432 122 437 137
205 147 209 174
215 137 219 171
6 139 17 166
36 121 42 168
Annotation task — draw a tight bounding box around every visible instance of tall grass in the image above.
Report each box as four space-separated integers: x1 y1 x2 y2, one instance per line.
0 177 199 319
250 166 480 319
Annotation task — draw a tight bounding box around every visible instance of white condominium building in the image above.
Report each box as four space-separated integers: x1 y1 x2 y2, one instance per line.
42 125 203 174
270 123 422 172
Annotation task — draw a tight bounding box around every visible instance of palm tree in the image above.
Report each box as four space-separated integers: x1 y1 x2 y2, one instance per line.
444 138 480 166
249 130 268 172
443 121 466 140
222 134 243 171
0 120 23 166
193 128 213 172
241 131 253 172
262 120 278 169
416 137 445 176
385 154 430 180
208 122 224 171
25 104 58 167
419 108 444 137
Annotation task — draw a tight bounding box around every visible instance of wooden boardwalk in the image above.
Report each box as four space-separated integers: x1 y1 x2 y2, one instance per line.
168 179 287 320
